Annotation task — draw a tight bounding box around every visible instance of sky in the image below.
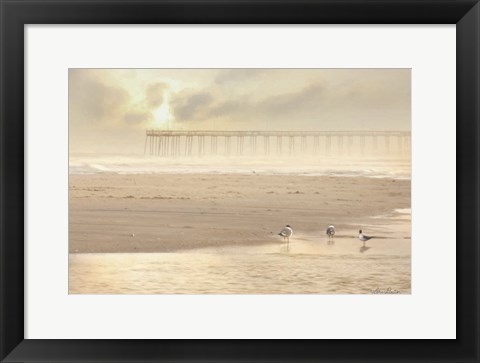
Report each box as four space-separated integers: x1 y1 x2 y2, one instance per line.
69 68 410 154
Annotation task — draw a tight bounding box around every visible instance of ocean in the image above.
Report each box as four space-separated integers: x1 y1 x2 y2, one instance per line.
69 153 411 180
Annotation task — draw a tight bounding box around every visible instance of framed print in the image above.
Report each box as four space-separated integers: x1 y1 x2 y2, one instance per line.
1 0 479 362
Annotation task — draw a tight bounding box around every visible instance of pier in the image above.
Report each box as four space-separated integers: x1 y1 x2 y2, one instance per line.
144 130 411 157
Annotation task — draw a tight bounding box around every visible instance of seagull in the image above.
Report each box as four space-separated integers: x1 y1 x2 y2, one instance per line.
358 229 373 247
278 225 293 246
326 225 335 241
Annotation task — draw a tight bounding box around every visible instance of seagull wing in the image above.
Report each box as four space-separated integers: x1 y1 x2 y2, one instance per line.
279 227 292 237
359 233 374 241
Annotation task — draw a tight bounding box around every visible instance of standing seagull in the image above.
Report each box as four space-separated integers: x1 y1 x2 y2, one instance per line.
358 229 373 247
326 225 335 242
278 225 293 247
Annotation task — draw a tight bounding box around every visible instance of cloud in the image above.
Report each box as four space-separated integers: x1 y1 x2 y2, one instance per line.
171 82 327 125
69 70 129 125
69 71 169 130
258 83 325 117
169 72 409 131
167 82 326 126
123 111 153 125
145 82 168 108
171 91 213 122
209 99 246 118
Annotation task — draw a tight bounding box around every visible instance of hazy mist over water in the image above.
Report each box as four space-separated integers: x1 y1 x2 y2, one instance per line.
69 153 411 180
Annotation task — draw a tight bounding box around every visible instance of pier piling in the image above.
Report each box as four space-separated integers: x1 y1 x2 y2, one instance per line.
145 130 410 157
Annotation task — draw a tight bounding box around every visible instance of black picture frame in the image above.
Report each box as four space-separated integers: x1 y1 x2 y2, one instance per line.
1 1 478 362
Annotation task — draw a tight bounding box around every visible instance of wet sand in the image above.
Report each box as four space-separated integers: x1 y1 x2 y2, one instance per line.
69 173 410 253
69 228 411 294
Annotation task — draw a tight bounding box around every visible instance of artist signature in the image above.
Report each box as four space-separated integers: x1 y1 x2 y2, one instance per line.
371 287 400 294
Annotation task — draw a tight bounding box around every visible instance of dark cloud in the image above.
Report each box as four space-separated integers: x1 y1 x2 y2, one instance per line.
168 83 327 126
69 71 129 124
258 83 325 117
172 91 213 122
69 71 167 131
145 82 168 108
123 111 153 125
209 99 245 118
170 73 409 131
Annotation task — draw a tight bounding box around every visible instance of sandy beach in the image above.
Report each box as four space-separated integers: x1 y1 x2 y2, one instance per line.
69 173 410 253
